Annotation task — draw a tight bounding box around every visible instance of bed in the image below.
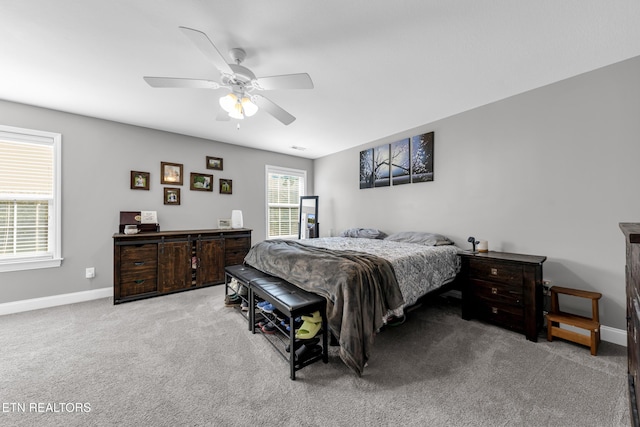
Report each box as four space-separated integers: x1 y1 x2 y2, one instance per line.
243 230 461 376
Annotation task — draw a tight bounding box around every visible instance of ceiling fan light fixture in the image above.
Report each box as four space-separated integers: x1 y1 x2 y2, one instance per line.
219 93 238 113
229 103 244 120
241 97 258 117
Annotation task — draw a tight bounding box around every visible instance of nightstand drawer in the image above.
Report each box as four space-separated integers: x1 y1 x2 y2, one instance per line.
471 279 523 306
468 258 522 286
475 300 524 331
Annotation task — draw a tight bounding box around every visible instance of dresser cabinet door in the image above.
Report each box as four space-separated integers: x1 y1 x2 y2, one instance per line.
158 241 191 293
196 238 225 286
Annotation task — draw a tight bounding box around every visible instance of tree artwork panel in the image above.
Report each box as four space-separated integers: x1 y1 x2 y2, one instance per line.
359 148 374 189
373 144 390 187
391 138 410 185
359 131 435 190
411 132 434 183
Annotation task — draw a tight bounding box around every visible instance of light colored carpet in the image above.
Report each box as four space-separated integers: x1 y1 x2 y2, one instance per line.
0 285 630 427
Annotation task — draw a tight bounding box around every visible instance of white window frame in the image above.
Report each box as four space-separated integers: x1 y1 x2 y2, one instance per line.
0 125 62 272
265 165 307 240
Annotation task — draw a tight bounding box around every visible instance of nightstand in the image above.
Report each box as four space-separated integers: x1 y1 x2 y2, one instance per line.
458 251 546 341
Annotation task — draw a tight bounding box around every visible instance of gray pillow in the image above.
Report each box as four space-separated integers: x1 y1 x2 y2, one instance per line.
340 228 387 239
385 231 454 246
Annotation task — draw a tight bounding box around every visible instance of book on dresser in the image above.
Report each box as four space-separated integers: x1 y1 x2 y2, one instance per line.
113 228 252 304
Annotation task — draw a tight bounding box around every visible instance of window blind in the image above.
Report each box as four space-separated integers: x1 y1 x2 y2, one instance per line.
0 140 53 196
0 133 56 262
266 167 305 239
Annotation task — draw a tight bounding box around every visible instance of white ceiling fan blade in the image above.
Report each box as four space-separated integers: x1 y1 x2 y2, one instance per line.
256 73 314 90
143 76 221 89
253 95 296 125
178 26 234 75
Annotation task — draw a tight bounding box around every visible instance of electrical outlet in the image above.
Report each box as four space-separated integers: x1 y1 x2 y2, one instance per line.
542 279 551 296
85 267 95 279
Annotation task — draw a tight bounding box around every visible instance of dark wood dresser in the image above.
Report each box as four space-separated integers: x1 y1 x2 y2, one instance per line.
113 228 251 304
459 251 546 341
620 223 640 427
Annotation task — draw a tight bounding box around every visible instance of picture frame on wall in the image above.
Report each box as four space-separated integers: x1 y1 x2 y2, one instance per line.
161 162 183 185
190 172 213 191
164 187 181 205
219 178 232 194
373 144 390 187
130 171 150 190
359 148 374 189
391 138 411 185
411 132 434 183
206 156 223 170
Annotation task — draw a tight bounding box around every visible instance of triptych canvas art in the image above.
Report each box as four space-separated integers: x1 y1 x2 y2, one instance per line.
359 131 434 189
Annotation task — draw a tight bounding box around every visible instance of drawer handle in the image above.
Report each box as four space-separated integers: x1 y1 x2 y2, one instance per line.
490 268 498 276
491 287 498 295
134 279 146 284
491 307 498 314
134 261 145 266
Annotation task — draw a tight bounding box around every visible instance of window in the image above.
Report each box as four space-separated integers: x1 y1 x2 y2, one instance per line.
0 125 62 272
266 165 306 239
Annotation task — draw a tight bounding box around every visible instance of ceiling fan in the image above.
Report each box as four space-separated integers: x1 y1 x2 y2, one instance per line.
143 27 314 125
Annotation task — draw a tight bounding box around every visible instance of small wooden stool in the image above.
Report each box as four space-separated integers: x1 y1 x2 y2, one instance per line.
546 286 602 355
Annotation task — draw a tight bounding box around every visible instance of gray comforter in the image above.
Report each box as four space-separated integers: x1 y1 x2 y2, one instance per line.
244 239 404 376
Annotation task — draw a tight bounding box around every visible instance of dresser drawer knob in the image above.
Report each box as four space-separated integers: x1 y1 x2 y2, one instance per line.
491 287 498 295
491 268 498 276
134 261 145 266
134 279 146 284
491 307 498 314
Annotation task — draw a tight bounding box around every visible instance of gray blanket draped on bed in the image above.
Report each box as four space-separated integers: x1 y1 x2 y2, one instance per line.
243 239 405 376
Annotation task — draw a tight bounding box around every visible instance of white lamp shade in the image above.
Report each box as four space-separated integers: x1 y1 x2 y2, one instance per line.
219 93 237 113
228 106 244 120
242 98 258 117
231 210 243 229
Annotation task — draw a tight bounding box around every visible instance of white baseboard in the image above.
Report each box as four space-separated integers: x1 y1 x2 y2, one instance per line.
556 323 627 347
600 325 627 347
0 287 112 316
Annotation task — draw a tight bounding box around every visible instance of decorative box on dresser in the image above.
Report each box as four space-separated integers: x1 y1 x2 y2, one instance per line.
459 251 546 342
113 228 251 304
620 223 640 427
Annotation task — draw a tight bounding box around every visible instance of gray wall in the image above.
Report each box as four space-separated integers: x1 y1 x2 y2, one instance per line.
0 100 312 303
314 55 640 331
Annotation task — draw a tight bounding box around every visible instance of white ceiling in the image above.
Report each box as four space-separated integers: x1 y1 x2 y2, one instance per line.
1 1 640 159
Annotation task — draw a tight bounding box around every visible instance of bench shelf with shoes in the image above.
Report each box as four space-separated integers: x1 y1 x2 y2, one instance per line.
225 264 328 380
223 269 254 323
